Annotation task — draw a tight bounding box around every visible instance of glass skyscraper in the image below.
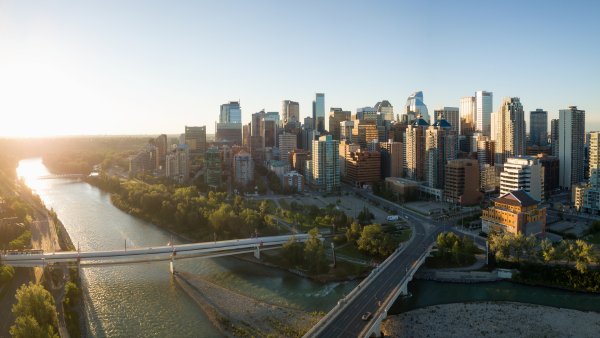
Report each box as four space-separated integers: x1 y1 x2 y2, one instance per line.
529 109 548 146
313 93 325 132
404 91 430 122
476 91 492 133
220 101 242 123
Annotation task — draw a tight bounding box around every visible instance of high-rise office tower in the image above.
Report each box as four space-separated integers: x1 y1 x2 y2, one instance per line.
425 114 457 189
185 126 207 158
559 106 585 189
282 100 300 124
352 119 378 149
492 97 526 164
303 117 314 128
313 93 325 132
312 135 340 193
530 109 548 146
434 107 460 134
252 110 279 138
219 101 242 123
405 114 430 181
460 96 476 134
375 100 394 121
354 107 377 121
242 123 251 148
551 119 559 157
328 108 351 141
151 134 168 162
340 121 355 142
404 91 430 122
476 91 493 133
261 118 277 149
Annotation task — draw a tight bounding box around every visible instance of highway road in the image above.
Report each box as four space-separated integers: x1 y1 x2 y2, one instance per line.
312 186 487 337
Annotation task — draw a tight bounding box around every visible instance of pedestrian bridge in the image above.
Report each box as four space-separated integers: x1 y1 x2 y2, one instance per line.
36 174 89 180
1 234 314 273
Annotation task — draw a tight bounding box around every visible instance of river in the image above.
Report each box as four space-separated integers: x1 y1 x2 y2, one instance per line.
16 158 600 337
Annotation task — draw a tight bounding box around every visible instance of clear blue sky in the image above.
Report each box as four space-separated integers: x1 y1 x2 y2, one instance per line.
1 0 598 136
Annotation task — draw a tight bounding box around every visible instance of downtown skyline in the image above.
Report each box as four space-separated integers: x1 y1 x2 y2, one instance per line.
1 0 599 137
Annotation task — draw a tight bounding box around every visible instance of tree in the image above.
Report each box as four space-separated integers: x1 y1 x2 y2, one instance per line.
512 233 527 263
346 222 362 243
540 238 556 265
451 240 463 265
574 240 598 273
304 228 328 273
259 200 270 219
281 235 304 266
357 223 383 256
64 282 82 307
523 234 538 262
559 240 577 268
0 264 15 283
10 282 58 338
489 232 512 260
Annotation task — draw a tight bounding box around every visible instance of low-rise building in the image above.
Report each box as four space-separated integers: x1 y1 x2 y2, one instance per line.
269 160 290 179
481 190 546 237
384 177 419 196
282 171 304 192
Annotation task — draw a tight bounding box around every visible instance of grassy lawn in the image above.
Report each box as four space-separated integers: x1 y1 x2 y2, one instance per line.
278 198 291 210
336 243 380 263
588 233 600 244
398 230 412 242
424 254 477 269
244 199 278 214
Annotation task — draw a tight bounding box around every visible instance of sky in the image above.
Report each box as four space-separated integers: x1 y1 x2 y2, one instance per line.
0 0 599 137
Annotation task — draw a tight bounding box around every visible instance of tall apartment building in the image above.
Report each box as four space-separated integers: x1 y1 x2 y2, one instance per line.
278 133 297 162
281 100 300 124
233 150 254 186
204 148 222 186
550 119 559 157
575 132 600 214
261 118 278 149
340 121 354 142
150 134 168 162
481 190 546 237
500 156 545 201
443 159 483 206
558 106 585 189
311 135 340 193
185 126 207 158
345 150 381 188
480 164 500 192
477 138 495 166
291 150 311 177
405 114 430 181
313 93 325 132
491 97 526 164
129 144 159 174
328 108 351 140
380 140 403 179
404 91 430 122
460 96 476 133
425 116 457 189
339 140 360 178
434 107 460 134
375 100 394 121
251 110 278 137
530 109 548 146
166 144 190 182
352 119 378 149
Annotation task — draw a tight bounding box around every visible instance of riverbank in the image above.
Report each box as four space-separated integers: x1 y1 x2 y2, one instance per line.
382 301 600 337
175 270 323 338
235 251 371 284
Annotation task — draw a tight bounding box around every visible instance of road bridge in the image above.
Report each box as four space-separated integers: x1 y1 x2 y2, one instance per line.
36 174 88 179
1 234 315 274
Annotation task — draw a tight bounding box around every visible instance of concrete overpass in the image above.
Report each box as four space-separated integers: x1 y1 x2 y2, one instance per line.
1 234 315 273
36 174 88 180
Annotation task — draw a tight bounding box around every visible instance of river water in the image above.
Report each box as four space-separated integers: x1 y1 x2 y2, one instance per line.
17 158 600 337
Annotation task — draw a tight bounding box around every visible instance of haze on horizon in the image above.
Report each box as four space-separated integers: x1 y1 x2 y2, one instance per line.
1 0 599 137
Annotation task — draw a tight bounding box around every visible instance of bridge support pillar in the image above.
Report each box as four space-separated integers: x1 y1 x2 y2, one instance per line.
170 255 175 274
366 311 387 338
254 246 260 259
400 282 407 295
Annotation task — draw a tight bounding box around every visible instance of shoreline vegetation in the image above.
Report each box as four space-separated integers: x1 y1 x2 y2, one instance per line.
381 301 600 338
175 270 324 338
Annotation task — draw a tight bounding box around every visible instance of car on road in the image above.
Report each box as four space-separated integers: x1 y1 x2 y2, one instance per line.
362 312 372 321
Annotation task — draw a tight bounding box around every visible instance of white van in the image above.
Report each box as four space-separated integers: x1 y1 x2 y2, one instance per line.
387 215 399 221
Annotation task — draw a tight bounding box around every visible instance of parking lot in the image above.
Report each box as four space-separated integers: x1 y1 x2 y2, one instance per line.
404 201 452 215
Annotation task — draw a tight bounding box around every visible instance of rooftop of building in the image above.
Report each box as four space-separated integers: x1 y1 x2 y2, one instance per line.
269 160 289 167
411 114 430 126
283 170 303 177
493 190 540 208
